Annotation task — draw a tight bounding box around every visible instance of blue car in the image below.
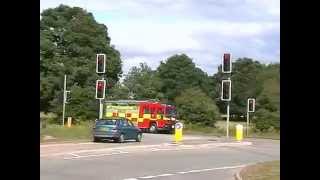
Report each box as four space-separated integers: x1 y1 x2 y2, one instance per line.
92 118 142 143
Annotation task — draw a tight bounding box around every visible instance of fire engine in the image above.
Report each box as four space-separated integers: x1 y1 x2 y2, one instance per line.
103 100 177 133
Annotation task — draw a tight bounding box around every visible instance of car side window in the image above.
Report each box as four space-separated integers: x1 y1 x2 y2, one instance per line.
128 121 135 127
128 120 134 127
122 120 129 127
118 120 124 127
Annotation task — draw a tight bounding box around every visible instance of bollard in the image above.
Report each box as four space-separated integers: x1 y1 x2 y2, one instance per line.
174 122 183 143
235 124 243 141
67 117 72 128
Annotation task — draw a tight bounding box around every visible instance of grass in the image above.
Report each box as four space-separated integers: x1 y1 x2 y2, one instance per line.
240 160 280 180
40 121 93 143
183 121 280 140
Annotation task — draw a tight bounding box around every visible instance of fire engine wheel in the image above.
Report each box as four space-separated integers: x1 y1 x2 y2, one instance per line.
149 123 158 133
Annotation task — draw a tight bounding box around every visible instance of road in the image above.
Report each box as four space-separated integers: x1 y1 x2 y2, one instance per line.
40 134 280 180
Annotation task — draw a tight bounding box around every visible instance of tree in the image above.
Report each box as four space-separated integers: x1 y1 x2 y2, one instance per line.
40 5 122 121
157 54 211 103
254 63 280 130
123 63 161 100
175 87 220 126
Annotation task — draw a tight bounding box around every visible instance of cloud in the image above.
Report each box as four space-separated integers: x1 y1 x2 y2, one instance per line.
40 0 280 75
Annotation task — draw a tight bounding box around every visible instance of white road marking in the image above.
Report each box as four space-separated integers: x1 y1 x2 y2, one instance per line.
69 153 80 157
42 141 252 159
157 173 174 177
124 164 247 180
139 175 157 179
64 151 129 160
40 142 95 148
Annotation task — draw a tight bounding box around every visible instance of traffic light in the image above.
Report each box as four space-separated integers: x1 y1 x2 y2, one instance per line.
222 53 232 73
96 54 106 74
221 79 231 101
95 80 106 99
65 91 71 103
247 98 255 112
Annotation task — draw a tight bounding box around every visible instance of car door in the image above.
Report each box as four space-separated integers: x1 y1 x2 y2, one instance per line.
120 119 131 139
127 120 138 139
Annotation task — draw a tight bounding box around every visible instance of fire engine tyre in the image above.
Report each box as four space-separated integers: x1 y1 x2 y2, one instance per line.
118 134 125 143
149 123 158 133
136 133 142 142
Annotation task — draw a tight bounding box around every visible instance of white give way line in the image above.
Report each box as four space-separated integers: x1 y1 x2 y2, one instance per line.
123 164 247 180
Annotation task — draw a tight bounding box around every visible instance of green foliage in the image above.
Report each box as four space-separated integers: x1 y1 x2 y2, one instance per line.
254 64 280 131
123 63 162 100
175 87 220 126
40 5 122 120
254 109 280 131
157 54 211 103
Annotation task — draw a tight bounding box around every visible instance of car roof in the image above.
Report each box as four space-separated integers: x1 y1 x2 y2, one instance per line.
97 118 126 121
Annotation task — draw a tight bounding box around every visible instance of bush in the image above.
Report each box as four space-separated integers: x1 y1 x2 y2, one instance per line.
175 87 220 127
254 108 279 131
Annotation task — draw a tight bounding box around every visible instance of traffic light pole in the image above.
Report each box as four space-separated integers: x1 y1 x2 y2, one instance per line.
226 101 230 138
98 77 104 119
99 99 103 119
62 74 66 126
246 111 249 136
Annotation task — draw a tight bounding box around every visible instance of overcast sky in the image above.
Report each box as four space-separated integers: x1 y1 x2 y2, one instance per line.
40 0 280 75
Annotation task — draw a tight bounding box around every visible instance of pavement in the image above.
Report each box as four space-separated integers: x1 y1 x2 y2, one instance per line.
40 133 280 180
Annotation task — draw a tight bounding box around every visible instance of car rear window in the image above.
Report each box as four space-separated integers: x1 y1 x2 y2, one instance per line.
96 120 117 125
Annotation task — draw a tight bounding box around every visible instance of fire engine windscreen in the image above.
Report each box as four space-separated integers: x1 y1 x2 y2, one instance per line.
166 106 176 118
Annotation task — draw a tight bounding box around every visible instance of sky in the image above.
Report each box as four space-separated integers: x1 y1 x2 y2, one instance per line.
40 0 280 75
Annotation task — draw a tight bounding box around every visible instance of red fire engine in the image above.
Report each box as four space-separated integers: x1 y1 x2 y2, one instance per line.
104 100 177 133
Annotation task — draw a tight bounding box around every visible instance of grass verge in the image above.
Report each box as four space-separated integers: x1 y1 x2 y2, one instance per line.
40 122 93 143
240 160 280 180
183 121 280 140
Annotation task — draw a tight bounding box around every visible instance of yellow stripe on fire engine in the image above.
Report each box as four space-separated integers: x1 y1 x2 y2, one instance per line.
143 114 151 119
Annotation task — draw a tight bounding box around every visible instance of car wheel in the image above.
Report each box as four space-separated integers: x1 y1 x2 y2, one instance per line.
93 137 100 142
136 133 142 142
149 123 158 133
118 134 125 143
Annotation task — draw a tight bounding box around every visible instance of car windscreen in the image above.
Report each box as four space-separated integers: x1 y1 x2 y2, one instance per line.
96 120 117 126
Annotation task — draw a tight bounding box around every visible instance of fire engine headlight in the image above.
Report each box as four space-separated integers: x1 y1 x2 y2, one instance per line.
172 125 175 128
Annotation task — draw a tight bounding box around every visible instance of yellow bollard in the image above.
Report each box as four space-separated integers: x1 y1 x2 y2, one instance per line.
235 124 243 141
174 122 183 143
67 117 72 128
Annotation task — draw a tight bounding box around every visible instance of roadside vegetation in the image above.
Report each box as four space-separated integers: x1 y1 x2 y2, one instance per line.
240 160 280 180
40 5 280 140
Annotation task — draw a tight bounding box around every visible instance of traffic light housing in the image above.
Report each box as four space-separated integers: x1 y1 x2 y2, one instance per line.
65 91 71 103
96 54 106 74
248 98 255 112
95 80 106 99
222 53 232 73
221 79 231 101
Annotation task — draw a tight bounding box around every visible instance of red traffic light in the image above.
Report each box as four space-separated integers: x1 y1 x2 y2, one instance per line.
96 80 106 99
222 53 232 73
